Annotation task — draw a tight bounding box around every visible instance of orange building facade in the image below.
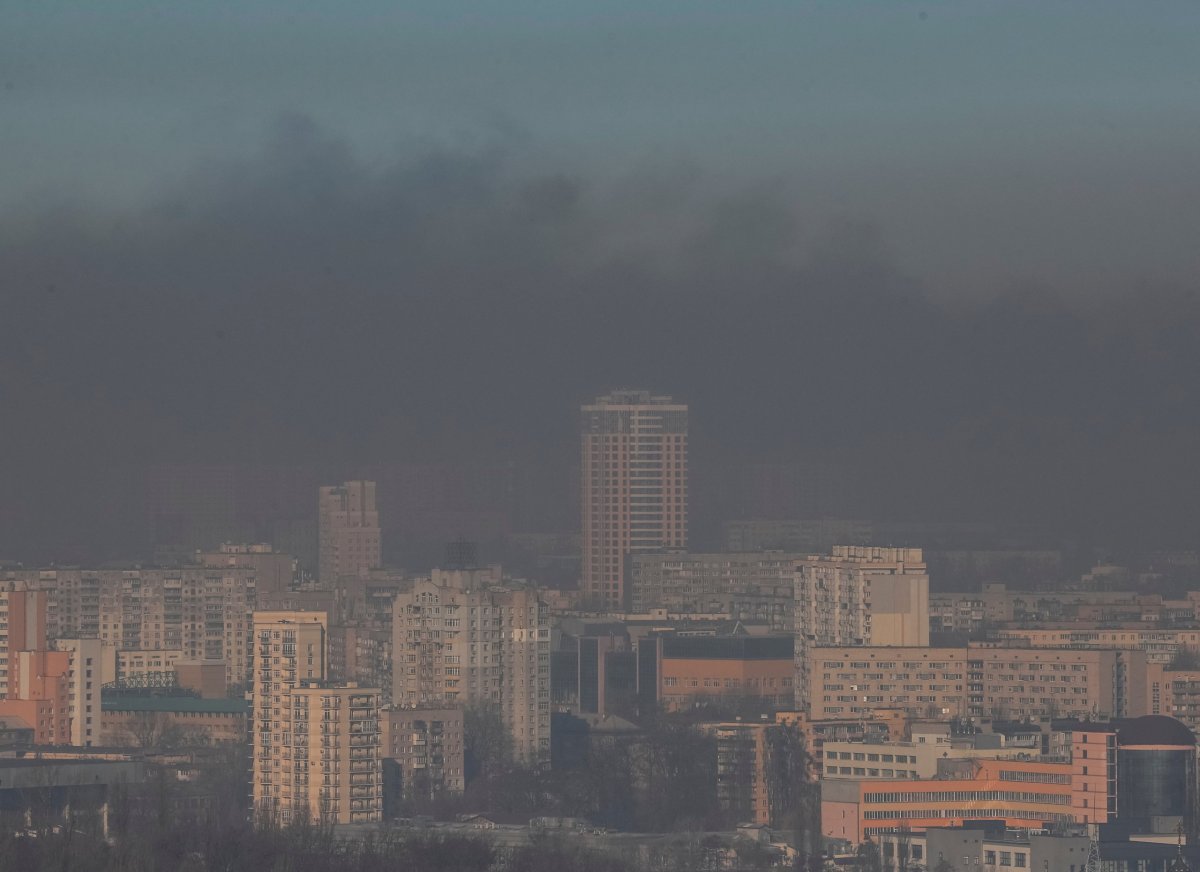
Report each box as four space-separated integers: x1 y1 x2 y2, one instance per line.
643 634 794 711
822 758 1081 842
0 649 71 744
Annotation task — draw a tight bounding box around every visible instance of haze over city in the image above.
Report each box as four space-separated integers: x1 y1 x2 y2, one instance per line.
2 4 1200 872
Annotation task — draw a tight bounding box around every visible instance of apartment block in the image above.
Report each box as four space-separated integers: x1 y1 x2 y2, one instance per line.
55 638 103 746
629 552 802 631
252 611 382 825
991 625 1200 665
0 649 70 744
392 571 550 764
381 704 465 804
7 567 258 688
808 645 1149 721
794 547 930 708
318 481 381 583
198 543 295 597
0 587 46 697
711 720 812 827
289 683 382 825
581 390 688 610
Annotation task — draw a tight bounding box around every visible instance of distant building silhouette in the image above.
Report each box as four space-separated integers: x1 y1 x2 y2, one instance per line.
581 390 687 609
318 481 381 583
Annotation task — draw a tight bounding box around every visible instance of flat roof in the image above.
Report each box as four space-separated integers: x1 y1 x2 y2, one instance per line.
101 697 249 714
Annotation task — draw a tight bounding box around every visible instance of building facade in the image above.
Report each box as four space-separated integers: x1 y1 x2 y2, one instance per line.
4 567 258 687
639 634 795 713
250 610 383 825
392 571 550 764
808 644 1150 721
581 390 688 610
0 588 46 697
794 547 930 708
381 704 465 803
318 481 381 583
629 552 802 631
822 758 1079 843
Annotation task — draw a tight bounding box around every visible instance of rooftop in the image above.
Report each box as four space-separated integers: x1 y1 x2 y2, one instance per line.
101 697 249 715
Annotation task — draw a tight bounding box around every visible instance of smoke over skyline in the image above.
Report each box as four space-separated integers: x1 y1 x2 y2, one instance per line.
2 3 1199 563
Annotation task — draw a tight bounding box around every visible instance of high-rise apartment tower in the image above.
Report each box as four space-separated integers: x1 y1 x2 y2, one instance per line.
392 568 550 765
581 390 688 609
251 610 382 825
318 481 382 583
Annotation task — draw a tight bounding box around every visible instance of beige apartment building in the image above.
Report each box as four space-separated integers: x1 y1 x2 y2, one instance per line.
318 481 381 583
5 567 258 687
581 390 688 610
991 625 1200 665
55 638 104 746
629 551 803 631
808 644 1152 721
794 547 930 707
251 610 383 825
382 704 465 800
290 683 382 825
198 543 295 597
392 570 550 764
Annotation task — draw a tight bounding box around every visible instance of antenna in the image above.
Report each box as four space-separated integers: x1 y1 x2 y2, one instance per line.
1083 822 1101 872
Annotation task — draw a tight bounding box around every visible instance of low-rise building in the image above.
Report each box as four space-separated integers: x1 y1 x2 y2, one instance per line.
822 758 1078 843
381 704 465 808
640 633 794 712
808 644 1151 722
820 734 1034 781
100 695 249 746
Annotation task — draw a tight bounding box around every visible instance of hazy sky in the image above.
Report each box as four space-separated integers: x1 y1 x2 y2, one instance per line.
2 3 1200 559
3 1 1199 296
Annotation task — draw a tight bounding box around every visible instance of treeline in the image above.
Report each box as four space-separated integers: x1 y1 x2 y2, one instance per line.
0 771 626 872
428 706 820 857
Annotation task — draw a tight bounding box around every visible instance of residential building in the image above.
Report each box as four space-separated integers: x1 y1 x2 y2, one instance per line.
794 547 930 708
0 639 102 746
251 611 382 825
581 390 688 610
0 649 70 744
381 704 465 806
775 709 909 769
0 587 46 697
808 644 1150 721
990 625 1200 665
711 720 811 827
55 638 103 746
392 570 550 764
629 552 803 631
289 682 383 825
318 481 381 583
198 543 295 596
5 567 258 688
